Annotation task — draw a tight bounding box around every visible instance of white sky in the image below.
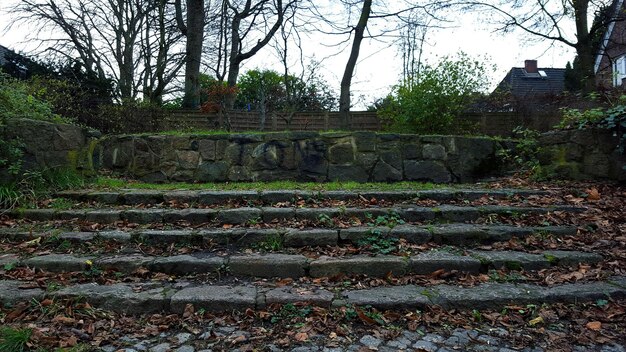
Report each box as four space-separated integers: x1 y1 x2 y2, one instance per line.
0 7 576 109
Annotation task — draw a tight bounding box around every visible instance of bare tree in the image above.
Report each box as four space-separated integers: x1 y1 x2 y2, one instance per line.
460 0 623 90
9 0 186 102
224 0 298 107
142 0 186 104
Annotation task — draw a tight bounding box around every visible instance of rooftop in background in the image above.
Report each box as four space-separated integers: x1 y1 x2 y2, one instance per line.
495 60 566 97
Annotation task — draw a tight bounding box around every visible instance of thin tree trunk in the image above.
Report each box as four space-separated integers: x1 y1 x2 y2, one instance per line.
182 0 204 108
339 0 372 130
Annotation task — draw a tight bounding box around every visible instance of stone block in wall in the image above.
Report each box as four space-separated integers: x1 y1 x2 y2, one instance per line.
402 144 421 160
199 140 216 161
421 136 443 144
353 132 377 152
228 166 252 181
356 152 378 172
377 133 400 142
172 170 195 182
328 165 369 182
52 123 87 150
404 160 452 183
583 151 611 178
380 149 403 170
328 143 355 164
176 150 200 169
446 137 496 182
225 143 254 166
296 139 328 176
251 143 281 170
198 161 229 182
134 152 159 175
230 134 263 143
103 140 134 169
171 136 191 150
216 139 229 160
372 161 402 182
422 144 446 160
140 171 168 183
539 130 571 145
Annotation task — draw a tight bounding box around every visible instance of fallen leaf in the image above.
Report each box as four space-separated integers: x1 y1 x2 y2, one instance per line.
586 321 602 331
355 307 377 325
586 188 601 201
182 304 194 319
295 332 308 342
528 316 544 326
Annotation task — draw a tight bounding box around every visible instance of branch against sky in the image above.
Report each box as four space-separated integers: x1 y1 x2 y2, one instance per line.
8 0 186 102
457 0 623 90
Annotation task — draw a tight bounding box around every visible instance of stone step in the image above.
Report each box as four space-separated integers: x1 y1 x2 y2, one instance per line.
0 224 577 247
57 188 549 206
10 250 602 278
4 204 584 225
1 277 624 315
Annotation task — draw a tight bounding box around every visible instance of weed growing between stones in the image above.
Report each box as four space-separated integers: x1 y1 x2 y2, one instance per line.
254 234 283 251
358 229 399 255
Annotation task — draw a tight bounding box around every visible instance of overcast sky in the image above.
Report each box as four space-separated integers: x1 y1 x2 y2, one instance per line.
0 6 576 108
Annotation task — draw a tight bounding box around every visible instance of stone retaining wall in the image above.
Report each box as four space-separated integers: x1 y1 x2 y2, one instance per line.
538 128 626 181
94 132 509 183
3 118 97 175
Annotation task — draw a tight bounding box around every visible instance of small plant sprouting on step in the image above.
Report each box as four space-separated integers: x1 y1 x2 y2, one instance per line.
46 197 75 210
3 262 17 271
83 260 102 278
254 234 283 252
358 229 399 255
471 309 483 322
317 213 334 227
364 211 405 229
0 327 32 352
246 216 262 226
487 269 526 283
270 303 312 324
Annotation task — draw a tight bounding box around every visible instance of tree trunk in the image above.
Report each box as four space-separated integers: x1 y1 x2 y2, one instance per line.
339 0 372 130
182 0 204 109
573 0 595 92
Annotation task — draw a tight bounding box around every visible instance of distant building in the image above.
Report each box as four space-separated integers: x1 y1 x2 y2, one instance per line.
595 0 626 88
495 60 566 97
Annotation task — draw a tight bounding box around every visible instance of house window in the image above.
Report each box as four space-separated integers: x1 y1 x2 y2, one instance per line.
614 55 626 86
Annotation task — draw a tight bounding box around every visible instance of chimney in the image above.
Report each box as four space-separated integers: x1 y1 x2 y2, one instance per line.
525 60 538 73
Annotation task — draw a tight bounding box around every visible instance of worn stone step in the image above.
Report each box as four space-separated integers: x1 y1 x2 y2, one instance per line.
0 224 577 247
3 204 584 225
57 188 549 206
9 250 603 279
1 277 624 315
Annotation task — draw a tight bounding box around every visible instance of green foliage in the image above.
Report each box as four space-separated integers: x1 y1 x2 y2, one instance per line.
233 69 337 112
0 327 32 352
0 72 68 123
559 94 626 154
378 53 492 134
358 229 399 254
0 168 85 209
364 212 405 229
496 127 542 175
254 233 283 251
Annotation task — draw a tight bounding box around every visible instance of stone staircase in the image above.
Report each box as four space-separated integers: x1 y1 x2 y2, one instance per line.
1 187 624 317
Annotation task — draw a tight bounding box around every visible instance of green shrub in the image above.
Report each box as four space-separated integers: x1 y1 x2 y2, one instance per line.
378 52 492 134
559 94 626 154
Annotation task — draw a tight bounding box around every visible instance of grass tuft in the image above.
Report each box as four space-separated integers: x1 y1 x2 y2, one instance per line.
0 327 32 352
